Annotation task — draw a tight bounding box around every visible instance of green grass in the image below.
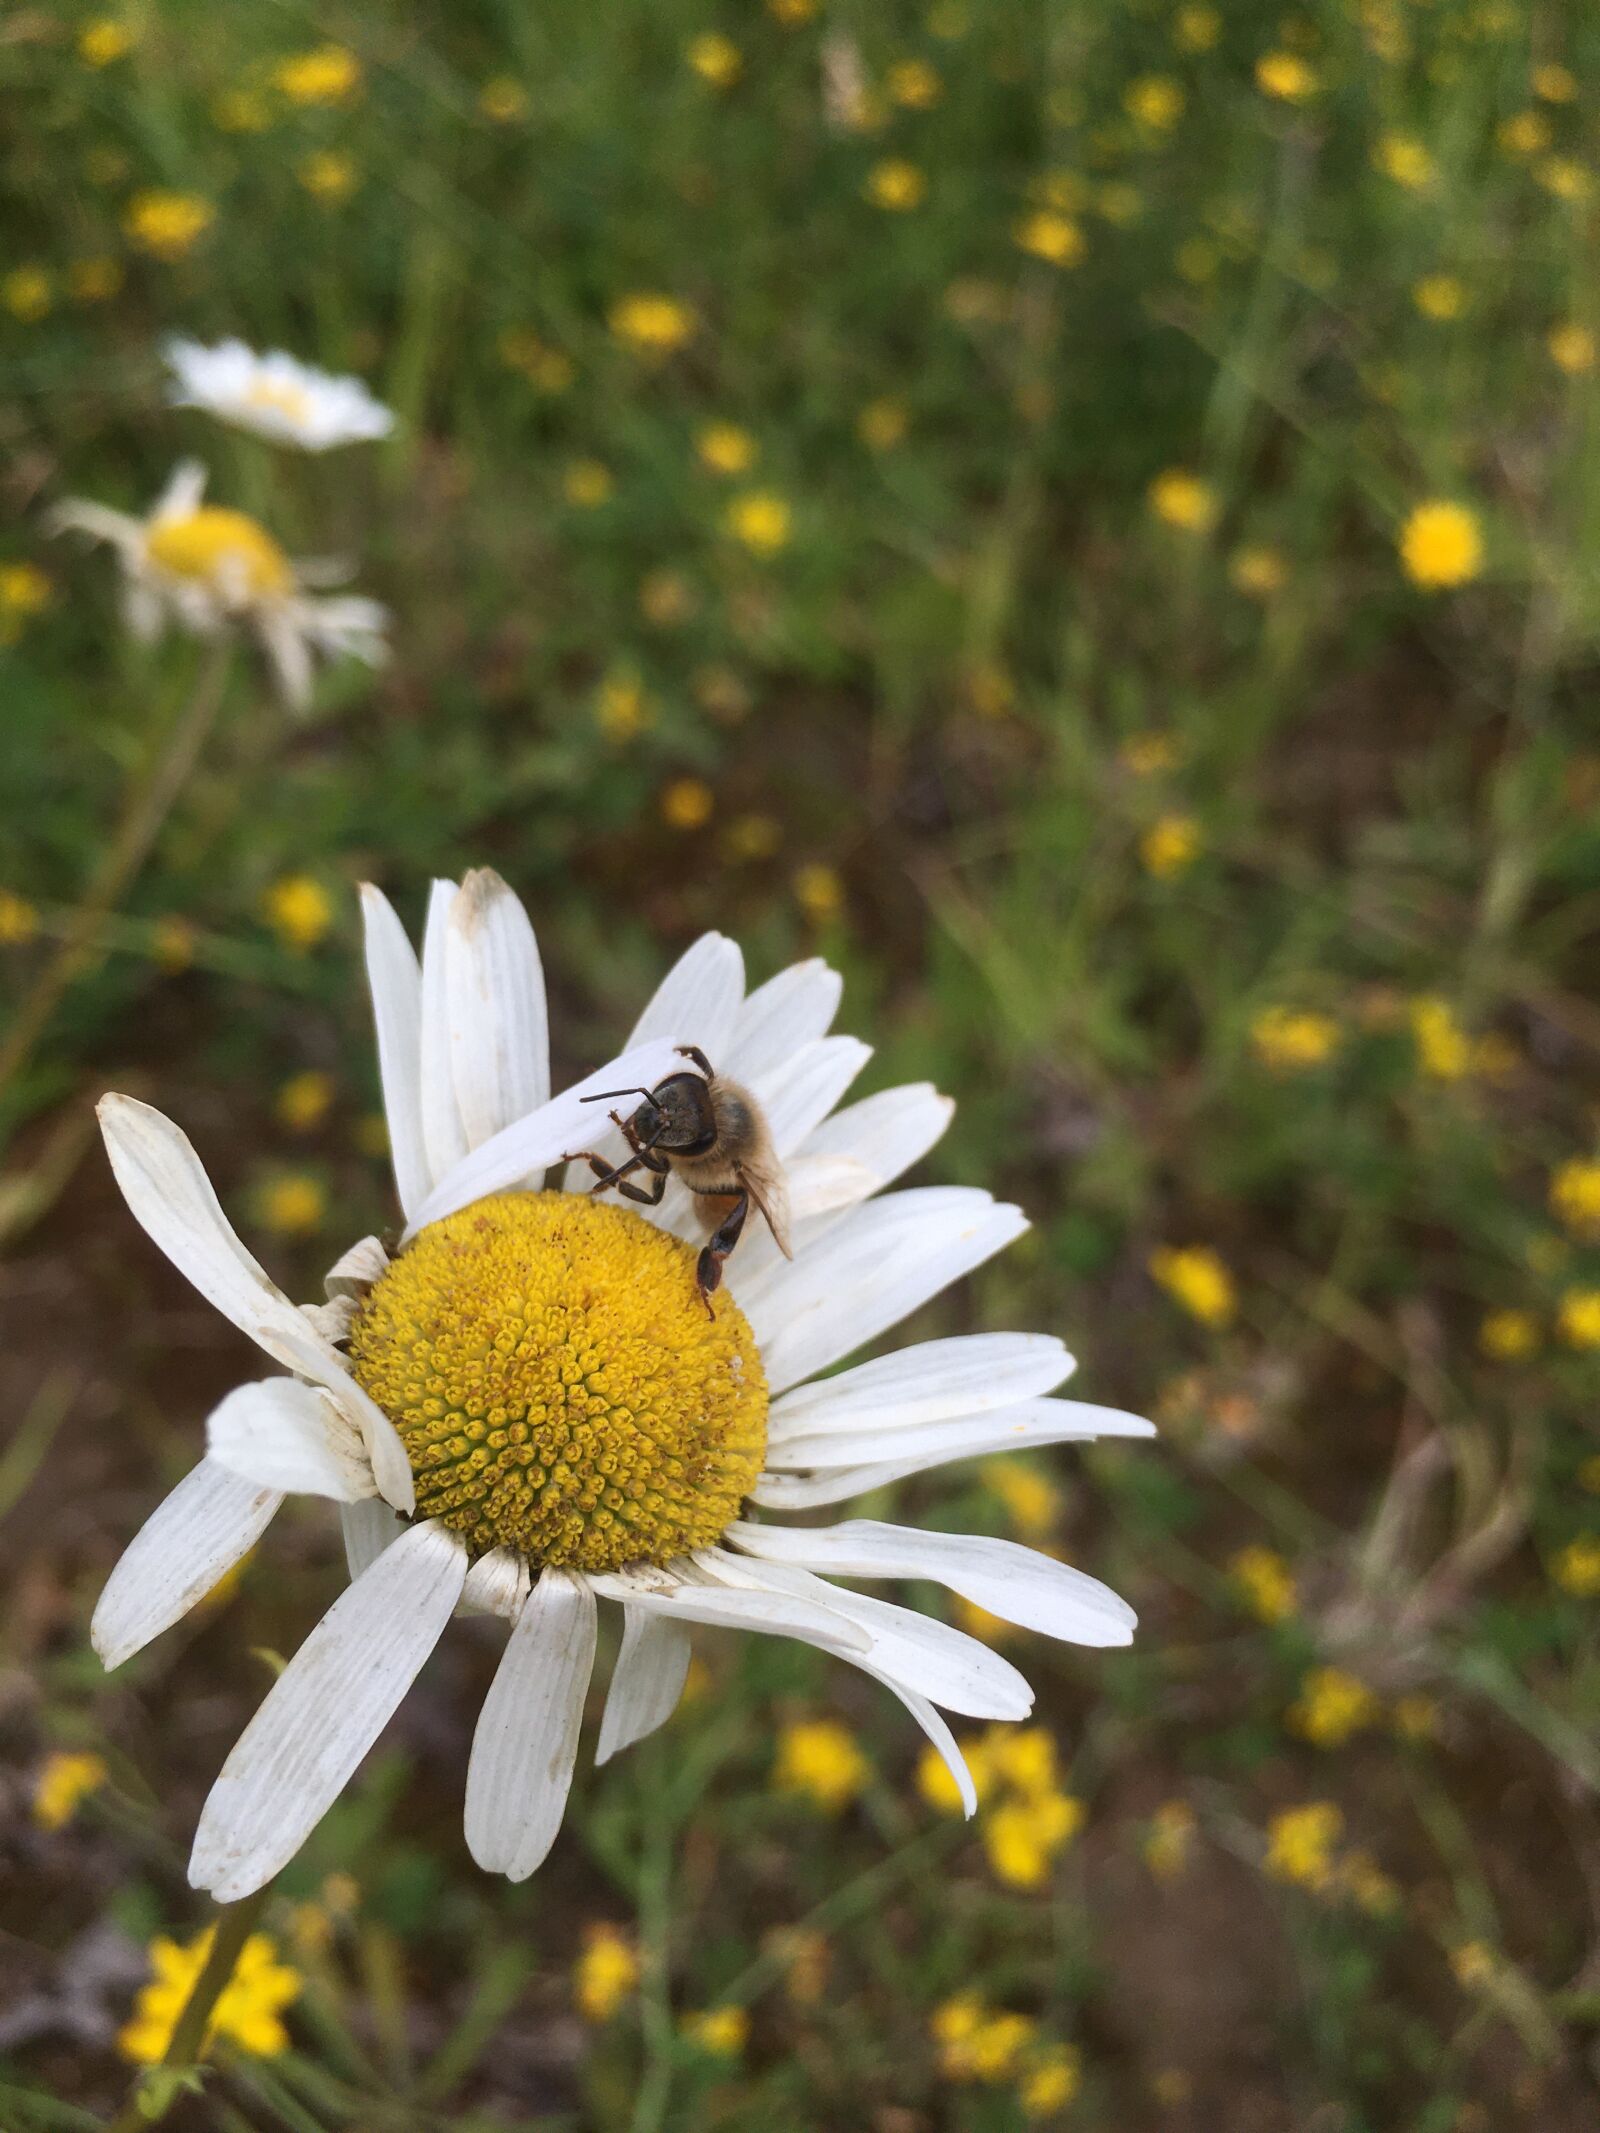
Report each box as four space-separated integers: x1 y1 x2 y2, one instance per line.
3 3 1600 2128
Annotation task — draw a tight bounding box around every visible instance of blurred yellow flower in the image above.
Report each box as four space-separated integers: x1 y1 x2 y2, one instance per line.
1497 110 1552 157
478 76 529 123
1553 1537 1600 1596
1021 2042 1082 2116
888 59 942 109
259 1172 327 1237
985 1725 1059 1802
1532 62 1578 103
565 459 614 507
1413 273 1466 321
1251 1006 1339 1072
1228 1544 1297 1624
1175 236 1219 283
264 874 333 952
1399 503 1483 589
1288 1665 1378 1749
983 1788 1083 1888
596 670 648 740
151 916 196 972
299 151 359 203
68 256 123 302
0 561 53 639
1229 544 1286 596
1014 209 1086 267
935 1997 1037 2082
687 33 742 89
1548 323 1597 375
1150 1245 1236 1329
1121 732 1179 776
1409 995 1471 1077
773 1717 872 1812
1256 52 1318 102
213 88 273 134
609 293 696 354
1536 158 1592 202
1174 5 1220 51
1550 1159 1600 1235
120 1928 301 2064
0 890 40 944
858 397 908 450
1143 1799 1196 1882
275 46 362 106
1148 468 1217 533
574 1924 638 2021
275 1070 335 1133
1140 813 1201 878
79 18 137 65
725 490 791 554
1125 75 1185 131
866 158 926 210
793 861 843 924
1557 1288 1600 1349
768 0 818 20
1478 1309 1539 1361
768 1924 830 2004
33 1751 108 1831
696 422 757 475
981 1457 1061 1541
1265 1801 1342 1888
639 568 695 625
682 2005 747 2055
722 811 781 862
1338 1849 1400 1918
660 777 714 831
1452 1940 1496 1990
3 267 52 321
1374 134 1436 190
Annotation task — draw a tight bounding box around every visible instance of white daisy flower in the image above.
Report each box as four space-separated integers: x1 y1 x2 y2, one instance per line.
93 870 1151 1903
50 461 388 710
164 337 395 451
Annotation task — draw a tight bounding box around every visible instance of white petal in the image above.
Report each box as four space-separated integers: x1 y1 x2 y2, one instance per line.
445 869 551 1157
870 1673 977 1817
205 1379 374 1503
359 886 430 1221
190 1521 467 1902
418 881 469 1188
340 1497 403 1581
749 1036 871 1157
768 1395 1156 1471
96 1096 345 1384
154 459 208 518
781 1154 881 1223
464 1570 595 1881
324 1233 389 1300
92 1459 281 1670
727 1519 1137 1647
331 1380 416 1517
744 1188 1029 1394
726 960 842 1080
699 1553 1032 1718
408 1038 694 1235
460 1547 532 1620
587 1564 872 1656
769 1333 1075 1444
801 1082 954 1189
595 1605 691 1765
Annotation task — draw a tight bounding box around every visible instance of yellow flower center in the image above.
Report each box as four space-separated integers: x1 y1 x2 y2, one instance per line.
145 508 293 600
242 377 315 426
348 1193 768 1571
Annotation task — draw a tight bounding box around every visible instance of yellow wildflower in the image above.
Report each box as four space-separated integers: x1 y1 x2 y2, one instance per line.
696 422 757 475
33 1751 109 1831
687 33 742 89
1536 158 1593 202
1399 502 1483 588
769 0 817 20
0 891 39 945
982 1458 1061 1541
1230 545 1286 596
1578 1454 1600 1494
768 1925 830 2004
264 875 333 952
1014 210 1086 267
1413 273 1465 321
793 861 843 924
1548 324 1597 375
596 670 648 740
213 89 273 134
1375 133 1436 190
0 561 52 641
725 490 791 554
1251 1006 1339 1072
275 1070 335 1133
299 151 358 203
1140 813 1201 878
888 59 941 109
1480 1301 1533 1362
982 1789 1083 1888
682 2005 747 2055
866 159 926 211
1452 1940 1496 1989
1150 1245 1236 1328
1021 2043 1082 2116
125 190 215 258
1142 1799 1197 1882
1265 1801 1343 1889
564 459 614 508
1174 6 1221 52
661 777 714 832
609 293 696 354
1288 1665 1378 1749
1338 1850 1400 1918
985 1725 1059 1802
1121 733 1179 776
120 1929 301 2063
3 267 52 322
1553 1538 1600 1595
478 77 529 123
1498 110 1552 157
1550 1159 1600 1236
639 569 695 625
574 1924 638 2021
722 812 781 862
1409 994 1471 1077
858 397 908 450
1255 52 1319 102
1125 76 1185 131
275 46 361 105
1148 468 1217 533
1532 63 1577 103
918 1736 991 1814
258 1173 326 1237
1228 1544 1296 1624
79 18 136 65
773 1717 872 1813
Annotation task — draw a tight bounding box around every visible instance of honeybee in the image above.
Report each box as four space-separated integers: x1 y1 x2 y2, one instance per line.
565 1046 792 1310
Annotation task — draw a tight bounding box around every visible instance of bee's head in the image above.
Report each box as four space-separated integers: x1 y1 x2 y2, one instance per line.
634 1071 716 1153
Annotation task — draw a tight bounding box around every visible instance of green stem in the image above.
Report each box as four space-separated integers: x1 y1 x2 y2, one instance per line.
104 1887 271 2133
0 637 232 1117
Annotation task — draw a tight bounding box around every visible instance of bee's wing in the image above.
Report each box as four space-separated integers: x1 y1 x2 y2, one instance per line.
736 1153 792 1260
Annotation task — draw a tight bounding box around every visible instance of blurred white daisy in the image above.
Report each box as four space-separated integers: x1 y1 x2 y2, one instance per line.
51 461 388 709
93 871 1151 1902
164 337 395 451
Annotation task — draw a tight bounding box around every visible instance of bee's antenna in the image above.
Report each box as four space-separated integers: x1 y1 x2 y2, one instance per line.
580 1087 657 1104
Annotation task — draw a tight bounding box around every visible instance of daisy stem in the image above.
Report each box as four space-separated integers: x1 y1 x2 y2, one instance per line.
104 1882 271 2133
0 637 232 1115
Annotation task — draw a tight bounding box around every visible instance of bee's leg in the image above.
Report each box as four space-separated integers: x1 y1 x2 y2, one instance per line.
691 1188 749 1314
609 1110 650 1156
562 1150 647 1195
612 1165 668 1208
675 1044 716 1079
